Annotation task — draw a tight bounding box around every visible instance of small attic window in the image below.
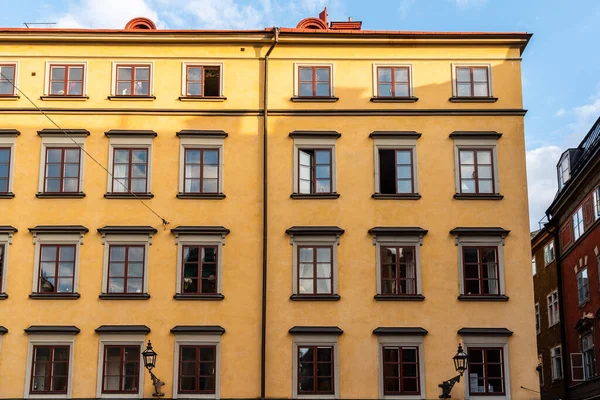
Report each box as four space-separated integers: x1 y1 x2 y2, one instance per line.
557 153 570 189
124 17 157 31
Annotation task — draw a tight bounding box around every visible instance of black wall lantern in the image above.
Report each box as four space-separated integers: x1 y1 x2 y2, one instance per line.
439 343 468 398
142 340 165 397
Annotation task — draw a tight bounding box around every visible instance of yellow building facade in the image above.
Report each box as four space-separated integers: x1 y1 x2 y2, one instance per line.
0 12 538 400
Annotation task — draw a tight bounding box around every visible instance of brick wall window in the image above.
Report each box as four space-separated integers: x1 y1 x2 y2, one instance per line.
381 246 416 295
298 66 331 97
551 346 563 380
37 245 76 294
30 346 70 394
458 149 495 194
44 148 81 193
112 148 148 194
0 64 16 96
182 245 218 295
183 149 219 194
548 291 560 327
573 206 584 241
577 267 590 305
102 345 140 393
535 303 540 335
382 346 420 395
298 246 333 295
463 246 500 296
377 66 410 98
532 256 537 277
594 187 600 220
48 65 84 96
544 241 555 266
455 66 490 97
178 345 216 394
467 347 505 394
582 334 596 380
107 245 145 294
115 65 150 96
297 346 334 395
185 65 221 97
299 149 332 194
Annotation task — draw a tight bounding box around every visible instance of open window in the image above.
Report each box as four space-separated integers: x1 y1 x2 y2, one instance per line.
182 64 224 99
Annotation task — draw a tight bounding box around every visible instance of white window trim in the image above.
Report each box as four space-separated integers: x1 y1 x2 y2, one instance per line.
551 345 563 381
178 136 225 194
43 61 88 96
0 61 19 96
577 266 590 305
373 235 424 295
172 334 222 399
31 232 85 294
535 303 540 335
100 233 152 295
580 332 595 381
180 62 224 97
293 62 335 97
38 135 86 194
452 137 500 195
23 334 76 399
0 230 15 294
573 207 584 241
593 187 599 220
547 290 559 327
292 334 339 399
372 63 414 98
110 61 154 96
558 154 570 189
95 334 146 399
532 256 537 277
106 136 153 194
373 137 419 195
462 335 511 400
173 233 227 295
0 133 18 193
290 235 340 295
377 335 426 400
455 235 506 296
544 241 555 266
292 137 337 194
451 63 493 97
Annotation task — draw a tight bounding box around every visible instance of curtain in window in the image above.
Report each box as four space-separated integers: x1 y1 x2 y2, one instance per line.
486 255 498 295
405 250 416 294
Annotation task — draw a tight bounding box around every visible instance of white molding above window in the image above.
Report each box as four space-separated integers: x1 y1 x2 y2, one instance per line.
377 334 426 400
172 333 222 399
292 334 339 399
95 334 146 399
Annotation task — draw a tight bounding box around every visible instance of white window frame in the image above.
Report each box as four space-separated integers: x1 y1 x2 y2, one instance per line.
535 303 540 335
95 334 146 399
31 232 85 294
558 154 570 189
106 136 153 194
532 256 536 277
0 61 19 96
543 241 555 266
100 232 152 295
451 63 493 98
573 207 584 241
38 134 86 194
43 61 88 96
580 333 596 381
292 334 339 399
23 333 76 399
547 290 559 327
372 136 419 195
0 229 15 294
181 62 224 98
577 267 590 305
293 62 335 98
551 345 563 381
172 333 222 399
372 234 424 296
292 136 337 195
178 135 225 195
289 234 340 296
0 132 18 194
372 64 414 98
455 235 507 296
594 187 600 220
110 61 154 96
462 335 510 400
377 335 426 400
452 137 500 195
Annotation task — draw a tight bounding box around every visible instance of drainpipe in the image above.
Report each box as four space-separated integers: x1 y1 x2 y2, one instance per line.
261 27 279 400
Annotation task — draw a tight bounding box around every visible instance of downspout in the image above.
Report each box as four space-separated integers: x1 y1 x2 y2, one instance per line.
261 27 279 400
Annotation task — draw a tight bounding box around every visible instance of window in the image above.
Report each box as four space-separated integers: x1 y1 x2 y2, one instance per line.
467 348 505 395
381 247 417 295
581 334 596 380
107 245 145 294
532 256 536 277
298 66 331 97
458 149 495 194
577 267 590 305
112 149 148 194
382 346 420 395
544 241 555 266
376 66 411 98
0 147 11 193
30 346 70 394
102 346 140 394
535 303 540 335
538 354 544 387
594 187 600 220
297 346 334 395
455 66 490 97
0 245 4 295
547 291 559 327
291 131 339 197
37 245 76 294
183 149 219 194
111 63 152 97
178 346 217 394
551 346 563 380
573 207 584 241
0 226 16 297
43 148 81 193
463 247 500 296
181 246 218 295
47 64 84 96
183 64 222 97
0 63 16 96
379 149 414 194
557 154 570 189
298 246 333 295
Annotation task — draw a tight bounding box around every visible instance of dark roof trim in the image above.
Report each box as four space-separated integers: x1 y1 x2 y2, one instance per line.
450 227 510 237
289 130 341 139
25 325 80 334
170 325 226 335
285 226 345 236
289 326 343 335
171 226 230 236
97 226 158 235
29 225 88 234
368 227 428 237
105 129 157 138
176 130 228 138
373 327 428 336
38 128 90 137
369 131 421 139
0 129 20 136
450 131 502 139
95 325 150 334
0 326 7 334
458 328 513 336
0 225 18 233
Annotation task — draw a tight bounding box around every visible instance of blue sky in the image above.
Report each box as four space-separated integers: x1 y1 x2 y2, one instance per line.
2 0 600 229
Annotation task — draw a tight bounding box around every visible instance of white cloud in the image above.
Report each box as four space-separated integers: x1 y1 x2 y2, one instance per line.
453 0 487 6
55 0 162 29
555 108 565 117
183 0 264 29
526 145 562 231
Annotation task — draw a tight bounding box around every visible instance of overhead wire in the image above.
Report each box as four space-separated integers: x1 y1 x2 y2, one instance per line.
0 71 170 228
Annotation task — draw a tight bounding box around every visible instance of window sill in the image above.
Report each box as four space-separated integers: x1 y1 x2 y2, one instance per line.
178 96 227 102
374 294 425 301
291 96 339 102
449 96 498 103
107 95 156 101
290 294 341 301
36 192 86 199
0 293 7 300
370 96 419 103
0 95 20 100
29 293 81 300
40 96 89 101
104 193 154 199
176 193 226 200
0 192 15 199
173 293 225 301
99 293 151 300
290 193 340 199
454 193 504 200
372 193 422 200
458 295 509 302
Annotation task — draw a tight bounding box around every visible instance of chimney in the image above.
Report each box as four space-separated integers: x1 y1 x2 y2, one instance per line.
319 7 328 24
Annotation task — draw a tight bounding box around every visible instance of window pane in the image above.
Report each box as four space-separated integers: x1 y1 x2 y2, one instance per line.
315 165 330 179
134 81 148 95
110 246 126 261
397 166 411 179
0 66 15 80
187 67 203 81
127 278 143 293
461 179 476 193
315 83 329 96
394 83 409 97
315 68 329 82
477 151 492 164
397 180 412 193
187 82 202 95
395 68 409 82
47 149 62 163
456 68 471 82
317 263 331 278
67 82 83 95
68 67 83 81
461 165 475 179
134 67 149 80
315 150 329 164
42 246 57 261
128 263 144 278
299 279 313 294
378 67 392 82
114 150 130 163
315 179 331 193
473 83 489 97
108 278 124 293
131 179 146 192
186 150 201 164
0 179 7 192
132 164 146 178
65 149 79 162
0 149 9 163
299 68 313 81
117 67 132 81
128 247 144 261
50 82 65 95
0 81 12 94
57 278 73 292
117 82 131 96
478 180 493 193
316 248 331 262
378 83 393 96
472 68 488 82
51 67 66 81
203 165 218 179
204 150 218 164
299 83 312 97
316 279 331 293
109 262 125 277
478 165 493 179
299 180 311 194
457 83 471 96
64 164 79 178
299 248 313 262
460 151 474 164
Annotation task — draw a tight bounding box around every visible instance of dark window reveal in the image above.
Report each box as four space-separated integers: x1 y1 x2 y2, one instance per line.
0 147 10 193
184 148 219 193
107 245 145 294
379 149 414 194
298 246 333 295
298 346 334 395
112 148 148 193
182 246 218 294
178 346 216 394
38 245 76 293
381 246 416 295
382 346 420 395
299 149 332 194
186 66 221 97
44 148 81 193
102 346 140 393
463 246 500 295
467 348 505 395
30 346 70 394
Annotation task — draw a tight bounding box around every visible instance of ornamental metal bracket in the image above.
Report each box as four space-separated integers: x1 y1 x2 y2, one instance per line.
438 374 461 399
